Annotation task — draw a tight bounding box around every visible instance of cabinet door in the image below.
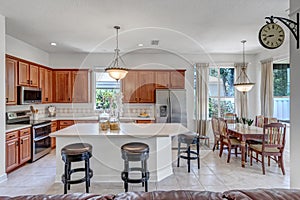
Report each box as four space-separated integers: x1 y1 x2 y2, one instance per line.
122 71 139 103
30 64 39 87
170 70 185 89
40 68 52 103
54 71 72 102
5 58 18 105
51 121 57 148
155 71 170 89
19 135 31 164
18 61 30 86
6 137 19 172
72 71 88 103
138 71 155 103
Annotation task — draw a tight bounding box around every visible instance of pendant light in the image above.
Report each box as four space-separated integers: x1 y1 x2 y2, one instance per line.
234 40 255 93
105 26 128 81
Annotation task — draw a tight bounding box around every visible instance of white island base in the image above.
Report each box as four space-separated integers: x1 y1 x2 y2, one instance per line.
52 123 190 183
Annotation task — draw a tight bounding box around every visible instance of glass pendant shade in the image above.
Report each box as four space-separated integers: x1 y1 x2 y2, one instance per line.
234 40 255 93
106 67 128 80
105 26 128 81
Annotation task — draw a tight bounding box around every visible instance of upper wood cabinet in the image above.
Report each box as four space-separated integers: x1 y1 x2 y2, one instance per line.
72 70 89 103
39 67 52 103
155 71 170 89
122 70 155 103
54 71 72 103
170 70 185 89
53 70 89 103
18 62 39 87
5 57 18 105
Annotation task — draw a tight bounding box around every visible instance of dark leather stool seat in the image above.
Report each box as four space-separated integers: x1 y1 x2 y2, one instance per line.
61 143 93 194
121 142 150 192
177 132 200 172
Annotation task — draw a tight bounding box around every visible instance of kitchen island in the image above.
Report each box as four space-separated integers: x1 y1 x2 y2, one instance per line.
51 123 190 182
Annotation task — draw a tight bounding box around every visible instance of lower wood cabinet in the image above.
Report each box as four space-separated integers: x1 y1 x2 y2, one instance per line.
59 120 75 130
6 127 31 173
135 120 155 124
51 121 58 148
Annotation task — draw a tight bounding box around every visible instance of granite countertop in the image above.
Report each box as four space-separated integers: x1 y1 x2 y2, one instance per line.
51 123 189 137
6 124 32 133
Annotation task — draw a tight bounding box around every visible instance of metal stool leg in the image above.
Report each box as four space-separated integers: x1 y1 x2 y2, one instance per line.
177 142 181 167
187 146 191 173
85 159 90 193
63 162 68 194
197 138 200 169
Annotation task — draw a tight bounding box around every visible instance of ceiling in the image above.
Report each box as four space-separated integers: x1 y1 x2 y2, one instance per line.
0 0 289 55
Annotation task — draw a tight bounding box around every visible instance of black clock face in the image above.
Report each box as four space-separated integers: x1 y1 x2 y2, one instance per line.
259 23 285 49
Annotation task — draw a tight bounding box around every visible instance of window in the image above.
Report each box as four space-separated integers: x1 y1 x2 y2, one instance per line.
208 66 235 118
273 63 290 121
95 72 120 110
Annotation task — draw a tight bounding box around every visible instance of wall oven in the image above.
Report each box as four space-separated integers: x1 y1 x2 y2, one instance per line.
32 122 52 161
6 110 52 162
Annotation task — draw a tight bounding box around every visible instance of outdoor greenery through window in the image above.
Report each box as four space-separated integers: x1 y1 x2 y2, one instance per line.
95 72 120 110
273 63 290 121
208 67 235 118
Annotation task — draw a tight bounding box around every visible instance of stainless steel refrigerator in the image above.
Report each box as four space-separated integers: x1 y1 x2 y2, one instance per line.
155 89 187 127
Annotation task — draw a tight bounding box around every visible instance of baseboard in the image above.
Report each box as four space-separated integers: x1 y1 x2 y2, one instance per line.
0 173 7 183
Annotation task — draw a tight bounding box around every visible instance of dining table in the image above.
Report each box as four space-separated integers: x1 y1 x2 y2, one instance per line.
227 124 264 167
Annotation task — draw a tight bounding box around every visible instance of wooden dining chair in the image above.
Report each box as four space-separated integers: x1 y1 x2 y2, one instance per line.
249 122 286 175
265 117 278 124
255 115 266 128
218 118 241 163
224 113 237 124
211 117 220 151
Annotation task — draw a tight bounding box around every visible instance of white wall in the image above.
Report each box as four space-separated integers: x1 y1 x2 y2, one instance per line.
290 0 300 188
6 35 49 66
0 14 7 182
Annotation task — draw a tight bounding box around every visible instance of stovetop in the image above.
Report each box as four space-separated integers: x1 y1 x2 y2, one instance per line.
6 110 51 126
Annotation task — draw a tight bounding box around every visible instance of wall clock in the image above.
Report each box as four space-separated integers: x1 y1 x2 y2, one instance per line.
258 23 285 49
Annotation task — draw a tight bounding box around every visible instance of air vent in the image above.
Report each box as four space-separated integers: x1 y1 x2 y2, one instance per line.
151 40 159 46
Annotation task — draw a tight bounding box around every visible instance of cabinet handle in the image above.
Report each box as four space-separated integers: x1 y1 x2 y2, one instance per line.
16 141 19 146
23 131 28 135
6 98 8 103
27 80 30 84
8 135 14 139
30 80 33 84
68 98 71 101
46 98 48 101
21 140 23 145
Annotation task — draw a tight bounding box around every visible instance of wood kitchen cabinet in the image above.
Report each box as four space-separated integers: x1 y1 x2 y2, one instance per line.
155 70 185 89
5 57 18 105
59 120 74 130
122 70 155 103
170 70 185 88
6 127 31 173
54 71 72 103
72 70 89 103
51 121 58 148
19 128 31 165
155 71 170 89
18 62 39 87
5 131 19 173
39 67 52 103
53 70 89 103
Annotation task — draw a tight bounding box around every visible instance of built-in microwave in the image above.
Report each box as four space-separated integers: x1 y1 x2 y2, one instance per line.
18 86 42 104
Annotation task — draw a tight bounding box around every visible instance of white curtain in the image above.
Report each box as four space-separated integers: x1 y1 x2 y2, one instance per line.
195 63 209 136
260 58 274 117
234 63 249 118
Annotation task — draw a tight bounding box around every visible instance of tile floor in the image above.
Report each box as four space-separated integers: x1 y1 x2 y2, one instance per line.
0 145 290 197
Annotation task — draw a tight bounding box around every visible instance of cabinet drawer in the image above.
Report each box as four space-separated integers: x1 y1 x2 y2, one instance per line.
136 120 154 124
59 120 74 126
19 128 31 137
6 131 18 141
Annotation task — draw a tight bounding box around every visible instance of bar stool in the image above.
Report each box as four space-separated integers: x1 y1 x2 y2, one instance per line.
61 143 93 194
177 132 200 172
121 142 150 192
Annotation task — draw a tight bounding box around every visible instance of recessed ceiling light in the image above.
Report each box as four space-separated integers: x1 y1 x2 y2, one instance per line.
50 42 57 46
138 43 144 47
